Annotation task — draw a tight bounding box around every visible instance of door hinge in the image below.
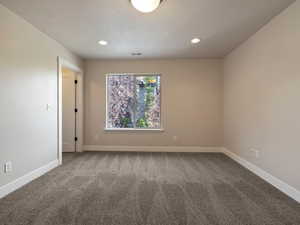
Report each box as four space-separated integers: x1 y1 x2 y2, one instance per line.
75 108 78 113
75 137 78 142
74 80 78 84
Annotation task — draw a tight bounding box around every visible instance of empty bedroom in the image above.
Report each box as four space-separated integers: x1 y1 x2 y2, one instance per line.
0 0 299 224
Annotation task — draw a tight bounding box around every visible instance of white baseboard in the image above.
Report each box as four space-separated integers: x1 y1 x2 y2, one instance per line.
223 148 300 203
63 143 75 152
0 160 59 199
83 145 222 153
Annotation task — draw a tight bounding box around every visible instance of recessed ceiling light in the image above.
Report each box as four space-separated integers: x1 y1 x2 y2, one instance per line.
98 40 108 46
191 38 201 44
130 0 163 13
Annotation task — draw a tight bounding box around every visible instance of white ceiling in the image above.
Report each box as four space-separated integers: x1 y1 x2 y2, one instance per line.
0 0 295 59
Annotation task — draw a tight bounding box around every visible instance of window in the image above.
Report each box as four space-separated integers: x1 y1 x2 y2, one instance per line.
106 74 161 130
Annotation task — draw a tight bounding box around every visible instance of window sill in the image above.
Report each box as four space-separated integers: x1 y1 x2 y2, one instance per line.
104 128 164 132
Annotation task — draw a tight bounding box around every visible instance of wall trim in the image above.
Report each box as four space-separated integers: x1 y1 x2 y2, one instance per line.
83 145 222 153
0 160 59 199
223 148 300 203
63 143 75 152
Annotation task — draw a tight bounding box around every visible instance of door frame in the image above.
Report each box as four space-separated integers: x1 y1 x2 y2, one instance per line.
57 56 83 165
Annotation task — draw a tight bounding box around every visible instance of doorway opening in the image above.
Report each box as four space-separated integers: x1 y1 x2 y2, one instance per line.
57 57 83 164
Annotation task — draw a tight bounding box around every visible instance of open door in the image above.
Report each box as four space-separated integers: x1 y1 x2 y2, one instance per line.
62 68 76 152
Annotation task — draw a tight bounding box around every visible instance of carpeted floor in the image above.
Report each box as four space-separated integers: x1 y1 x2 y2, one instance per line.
0 152 299 225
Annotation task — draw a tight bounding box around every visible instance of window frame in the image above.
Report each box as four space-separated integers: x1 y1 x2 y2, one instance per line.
105 73 163 131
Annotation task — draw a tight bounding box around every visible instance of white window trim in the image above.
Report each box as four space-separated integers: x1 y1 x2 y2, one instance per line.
105 73 163 131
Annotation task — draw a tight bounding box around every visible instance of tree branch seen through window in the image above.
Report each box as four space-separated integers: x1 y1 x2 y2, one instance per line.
106 74 161 129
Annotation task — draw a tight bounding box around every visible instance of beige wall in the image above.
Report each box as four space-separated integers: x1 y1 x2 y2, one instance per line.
224 1 300 190
0 4 82 187
84 59 223 147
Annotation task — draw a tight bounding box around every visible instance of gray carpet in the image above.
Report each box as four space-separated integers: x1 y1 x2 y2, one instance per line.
0 152 299 225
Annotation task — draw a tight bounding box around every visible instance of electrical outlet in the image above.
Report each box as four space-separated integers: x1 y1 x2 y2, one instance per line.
46 104 51 111
255 150 260 158
250 149 260 158
4 161 12 173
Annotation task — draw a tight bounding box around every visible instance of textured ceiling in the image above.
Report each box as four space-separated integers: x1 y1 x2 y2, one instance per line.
0 0 295 59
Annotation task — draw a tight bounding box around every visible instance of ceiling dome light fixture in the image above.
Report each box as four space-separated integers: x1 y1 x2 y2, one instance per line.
130 0 163 13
